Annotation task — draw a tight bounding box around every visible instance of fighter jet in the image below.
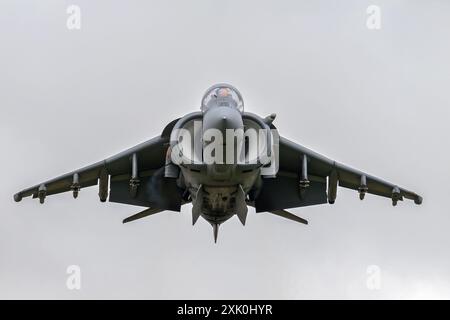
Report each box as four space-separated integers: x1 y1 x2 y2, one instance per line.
14 83 422 242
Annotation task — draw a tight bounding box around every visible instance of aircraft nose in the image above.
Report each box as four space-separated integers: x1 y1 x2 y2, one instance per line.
221 115 232 130
203 106 244 134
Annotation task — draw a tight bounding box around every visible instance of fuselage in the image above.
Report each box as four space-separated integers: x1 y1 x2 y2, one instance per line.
165 84 276 228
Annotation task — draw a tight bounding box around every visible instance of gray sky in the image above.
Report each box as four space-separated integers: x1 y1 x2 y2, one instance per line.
1 0 449 299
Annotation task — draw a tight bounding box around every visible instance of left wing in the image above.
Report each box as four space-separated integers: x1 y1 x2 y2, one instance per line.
14 133 181 209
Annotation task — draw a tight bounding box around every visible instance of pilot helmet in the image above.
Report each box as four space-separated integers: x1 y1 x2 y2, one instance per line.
201 84 244 113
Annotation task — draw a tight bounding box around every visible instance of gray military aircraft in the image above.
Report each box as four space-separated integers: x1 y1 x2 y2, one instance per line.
14 84 422 242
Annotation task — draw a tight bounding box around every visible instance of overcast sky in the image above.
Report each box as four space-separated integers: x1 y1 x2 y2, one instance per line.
1 0 450 299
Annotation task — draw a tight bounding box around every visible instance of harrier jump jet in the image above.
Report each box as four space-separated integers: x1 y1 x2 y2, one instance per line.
14 84 422 242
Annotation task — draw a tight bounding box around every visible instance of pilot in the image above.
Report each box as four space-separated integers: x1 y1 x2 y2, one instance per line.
201 84 244 113
217 87 230 97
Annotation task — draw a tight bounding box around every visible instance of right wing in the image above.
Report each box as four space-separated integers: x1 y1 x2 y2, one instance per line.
278 137 422 203
254 136 422 212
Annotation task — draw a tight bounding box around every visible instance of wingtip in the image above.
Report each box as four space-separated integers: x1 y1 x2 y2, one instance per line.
414 195 423 205
14 193 22 202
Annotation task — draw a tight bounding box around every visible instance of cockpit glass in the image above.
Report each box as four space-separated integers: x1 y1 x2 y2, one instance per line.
201 84 244 113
